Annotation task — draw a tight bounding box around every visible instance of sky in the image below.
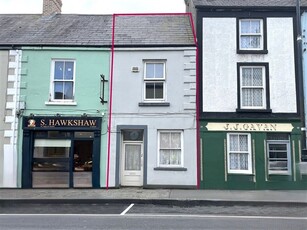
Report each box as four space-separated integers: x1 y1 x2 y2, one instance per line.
0 0 186 14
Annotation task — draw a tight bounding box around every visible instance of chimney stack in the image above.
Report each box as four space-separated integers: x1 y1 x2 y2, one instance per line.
43 0 62 16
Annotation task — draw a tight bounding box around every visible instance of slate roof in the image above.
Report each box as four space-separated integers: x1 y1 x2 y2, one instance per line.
0 14 195 47
114 15 195 46
191 0 307 7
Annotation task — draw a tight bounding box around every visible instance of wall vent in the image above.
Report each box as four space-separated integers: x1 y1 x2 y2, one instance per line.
131 66 140 73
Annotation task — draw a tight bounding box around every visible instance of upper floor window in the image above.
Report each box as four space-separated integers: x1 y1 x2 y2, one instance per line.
237 63 270 111
144 61 165 101
237 18 267 54
50 60 75 101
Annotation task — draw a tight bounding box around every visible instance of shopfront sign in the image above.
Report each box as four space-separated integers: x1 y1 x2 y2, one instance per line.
24 117 100 130
206 122 294 132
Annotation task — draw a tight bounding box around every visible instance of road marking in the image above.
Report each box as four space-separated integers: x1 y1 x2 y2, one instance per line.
120 203 134 216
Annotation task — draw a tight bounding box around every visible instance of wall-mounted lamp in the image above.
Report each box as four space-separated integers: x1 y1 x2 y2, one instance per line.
81 113 87 118
100 74 108 105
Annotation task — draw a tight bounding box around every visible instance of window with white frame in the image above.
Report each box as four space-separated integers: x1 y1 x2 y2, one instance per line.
144 62 165 101
50 60 75 101
158 131 183 167
239 19 263 50
240 66 266 109
227 133 252 174
267 133 291 175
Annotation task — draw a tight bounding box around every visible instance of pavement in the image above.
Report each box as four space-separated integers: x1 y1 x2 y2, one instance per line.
0 188 306 205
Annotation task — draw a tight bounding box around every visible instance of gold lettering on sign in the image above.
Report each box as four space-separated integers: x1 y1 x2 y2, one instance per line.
40 119 46 127
206 123 293 132
42 119 98 127
89 120 97 126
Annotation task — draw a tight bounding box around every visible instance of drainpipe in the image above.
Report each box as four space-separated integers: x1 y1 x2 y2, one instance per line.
296 0 307 157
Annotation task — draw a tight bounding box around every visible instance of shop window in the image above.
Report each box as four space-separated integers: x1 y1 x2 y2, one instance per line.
74 132 94 138
267 133 291 175
227 133 252 174
32 139 71 188
158 130 183 167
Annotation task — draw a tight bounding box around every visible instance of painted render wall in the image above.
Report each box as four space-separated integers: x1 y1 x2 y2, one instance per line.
0 50 22 188
108 48 197 187
202 17 297 113
18 48 110 187
0 51 9 187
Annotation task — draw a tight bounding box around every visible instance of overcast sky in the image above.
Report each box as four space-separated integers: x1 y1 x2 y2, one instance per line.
0 0 186 14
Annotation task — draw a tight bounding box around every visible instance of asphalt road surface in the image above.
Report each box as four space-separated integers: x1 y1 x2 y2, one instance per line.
0 202 306 229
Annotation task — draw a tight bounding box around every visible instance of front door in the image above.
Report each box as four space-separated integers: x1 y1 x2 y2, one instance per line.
121 142 143 186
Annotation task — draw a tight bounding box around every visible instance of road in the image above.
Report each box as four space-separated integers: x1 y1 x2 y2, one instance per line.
0 202 306 229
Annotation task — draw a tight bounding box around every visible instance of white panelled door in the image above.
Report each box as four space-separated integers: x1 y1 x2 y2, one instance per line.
121 142 143 186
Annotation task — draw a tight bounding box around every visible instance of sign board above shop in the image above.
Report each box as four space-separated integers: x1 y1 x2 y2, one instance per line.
23 116 101 130
205 122 294 132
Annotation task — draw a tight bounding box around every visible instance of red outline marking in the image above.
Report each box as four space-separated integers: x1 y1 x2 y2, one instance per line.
106 14 116 189
106 13 199 189
188 13 200 189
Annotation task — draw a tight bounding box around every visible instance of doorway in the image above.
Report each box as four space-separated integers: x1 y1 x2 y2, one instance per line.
120 129 144 186
73 140 93 187
121 142 143 186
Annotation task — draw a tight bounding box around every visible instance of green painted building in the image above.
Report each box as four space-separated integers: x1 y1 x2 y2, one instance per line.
19 47 110 188
186 0 307 189
0 10 113 188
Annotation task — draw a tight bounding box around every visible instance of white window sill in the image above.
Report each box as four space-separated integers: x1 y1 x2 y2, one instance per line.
45 101 77 106
227 171 253 175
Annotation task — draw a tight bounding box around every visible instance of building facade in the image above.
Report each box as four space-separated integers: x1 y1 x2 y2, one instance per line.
0 5 113 188
19 48 110 188
108 15 198 188
187 0 307 189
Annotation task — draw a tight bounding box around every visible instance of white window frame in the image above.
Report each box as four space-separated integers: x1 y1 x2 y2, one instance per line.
227 133 252 174
143 61 166 101
157 130 183 168
49 59 76 103
239 19 263 50
267 139 291 175
240 66 266 109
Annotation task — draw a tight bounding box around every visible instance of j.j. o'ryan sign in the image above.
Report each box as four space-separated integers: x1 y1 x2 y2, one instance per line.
205 122 294 132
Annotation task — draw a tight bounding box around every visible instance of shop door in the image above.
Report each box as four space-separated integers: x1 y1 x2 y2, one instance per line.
121 143 143 186
73 140 93 188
